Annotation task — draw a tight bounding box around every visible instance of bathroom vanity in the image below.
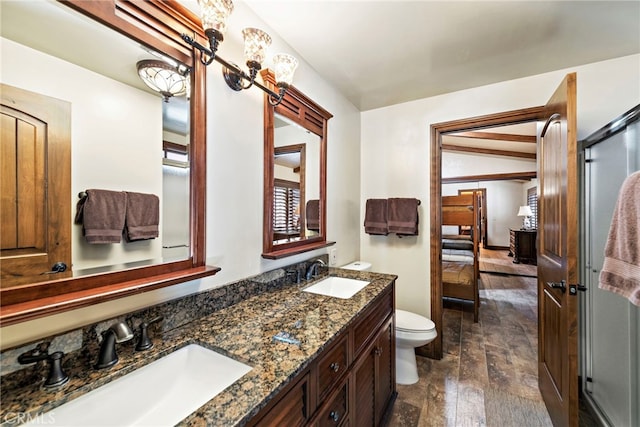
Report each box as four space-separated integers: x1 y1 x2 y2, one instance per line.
0 268 396 426
249 281 395 426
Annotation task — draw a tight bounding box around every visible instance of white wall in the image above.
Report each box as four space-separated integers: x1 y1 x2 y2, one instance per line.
0 3 362 349
361 54 640 320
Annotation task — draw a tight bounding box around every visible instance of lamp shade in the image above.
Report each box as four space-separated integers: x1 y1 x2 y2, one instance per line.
517 205 533 217
198 0 233 39
242 28 271 67
272 53 298 87
137 60 188 102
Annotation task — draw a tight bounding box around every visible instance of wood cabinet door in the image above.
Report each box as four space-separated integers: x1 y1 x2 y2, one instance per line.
1 84 71 286
352 347 375 427
374 319 394 425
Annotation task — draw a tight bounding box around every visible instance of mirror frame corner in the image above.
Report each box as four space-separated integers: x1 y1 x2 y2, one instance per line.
0 0 219 326
261 70 335 259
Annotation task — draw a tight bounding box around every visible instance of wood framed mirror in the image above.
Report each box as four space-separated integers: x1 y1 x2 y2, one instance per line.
0 0 218 325
261 70 334 259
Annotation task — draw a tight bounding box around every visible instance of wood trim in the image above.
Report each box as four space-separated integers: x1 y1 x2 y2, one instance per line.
426 106 545 360
261 70 332 259
442 143 536 159
453 131 536 143
442 171 537 184
261 241 336 260
0 0 216 326
1 266 220 326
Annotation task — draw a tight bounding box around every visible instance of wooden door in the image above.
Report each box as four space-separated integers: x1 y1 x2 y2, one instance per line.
537 73 579 426
1 84 71 287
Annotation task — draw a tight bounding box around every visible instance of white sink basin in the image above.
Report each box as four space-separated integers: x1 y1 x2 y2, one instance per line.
26 344 251 426
303 276 370 299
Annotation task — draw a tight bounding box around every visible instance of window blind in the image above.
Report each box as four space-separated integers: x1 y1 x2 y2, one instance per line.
527 187 538 229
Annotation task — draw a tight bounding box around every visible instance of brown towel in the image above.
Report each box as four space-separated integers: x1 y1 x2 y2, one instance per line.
76 189 126 244
388 198 419 235
599 171 640 306
125 192 160 241
364 199 388 235
306 199 320 232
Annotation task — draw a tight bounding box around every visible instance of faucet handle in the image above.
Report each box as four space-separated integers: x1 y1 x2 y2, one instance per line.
18 347 69 388
136 316 163 351
285 269 302 284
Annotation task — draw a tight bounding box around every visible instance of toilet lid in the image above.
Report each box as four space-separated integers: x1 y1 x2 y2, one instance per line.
396 309 436 333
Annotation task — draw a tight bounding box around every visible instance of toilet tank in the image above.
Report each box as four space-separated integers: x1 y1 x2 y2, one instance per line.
341 261 372 271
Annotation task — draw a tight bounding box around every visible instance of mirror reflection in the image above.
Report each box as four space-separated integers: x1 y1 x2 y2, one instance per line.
272 114 321 244
0 0 191 287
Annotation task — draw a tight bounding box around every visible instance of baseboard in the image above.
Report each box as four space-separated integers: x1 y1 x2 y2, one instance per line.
484 245 509 251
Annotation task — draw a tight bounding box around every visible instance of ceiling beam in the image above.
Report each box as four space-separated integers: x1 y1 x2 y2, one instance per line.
452 131 536 143
442 144 536 159
442 171 537 184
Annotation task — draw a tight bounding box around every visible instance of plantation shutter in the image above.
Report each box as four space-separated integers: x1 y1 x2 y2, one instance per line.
527 187 538 229
273 179 300 234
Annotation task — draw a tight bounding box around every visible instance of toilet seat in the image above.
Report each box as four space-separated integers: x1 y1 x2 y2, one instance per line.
395 309 436 333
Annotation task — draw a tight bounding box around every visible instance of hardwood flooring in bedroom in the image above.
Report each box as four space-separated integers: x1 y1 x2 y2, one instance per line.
389 248 550 426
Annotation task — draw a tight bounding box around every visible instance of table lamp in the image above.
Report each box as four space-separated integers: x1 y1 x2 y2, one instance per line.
517 205 533 229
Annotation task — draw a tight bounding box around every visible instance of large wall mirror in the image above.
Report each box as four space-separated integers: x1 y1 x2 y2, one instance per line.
261 71 334 258
0 0 217 325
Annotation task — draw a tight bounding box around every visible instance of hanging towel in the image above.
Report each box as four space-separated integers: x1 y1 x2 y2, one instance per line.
75 189 127 244
599 171 640 306
388 198 419 236
364 199 389 235
125 191 160 241
306 199 320 232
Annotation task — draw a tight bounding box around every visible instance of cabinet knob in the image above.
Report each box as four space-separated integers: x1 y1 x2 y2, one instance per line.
329 362 340 372
329 411 340 422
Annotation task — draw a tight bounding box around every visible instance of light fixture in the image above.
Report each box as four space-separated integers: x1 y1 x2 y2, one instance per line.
517 205 533 229
136 60 189 102
181 0 298 106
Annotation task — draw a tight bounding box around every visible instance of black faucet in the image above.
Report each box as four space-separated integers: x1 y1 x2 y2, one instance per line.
135 316 163 351
95 321 133 369
18 345 69 388
305 259 326 280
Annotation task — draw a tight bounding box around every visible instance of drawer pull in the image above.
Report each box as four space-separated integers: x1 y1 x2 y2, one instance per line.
329 411 340 422
329 362 340 372
373 346 382 356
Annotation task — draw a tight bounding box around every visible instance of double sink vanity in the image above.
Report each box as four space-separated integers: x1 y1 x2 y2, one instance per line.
1 267 397 426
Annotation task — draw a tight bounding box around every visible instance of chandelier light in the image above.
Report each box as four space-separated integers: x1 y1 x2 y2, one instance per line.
181 0 298 106
136 60 189 102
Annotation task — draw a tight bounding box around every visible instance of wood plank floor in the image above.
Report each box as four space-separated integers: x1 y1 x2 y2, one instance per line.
388 248 588 426
389 249 599 427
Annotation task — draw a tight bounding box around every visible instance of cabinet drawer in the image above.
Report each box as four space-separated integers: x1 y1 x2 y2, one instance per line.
252 373 310 427
353 289 393 356
316 381 349 427
317 335 348 400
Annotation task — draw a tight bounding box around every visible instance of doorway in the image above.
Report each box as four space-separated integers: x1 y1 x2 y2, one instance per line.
427 106 544 360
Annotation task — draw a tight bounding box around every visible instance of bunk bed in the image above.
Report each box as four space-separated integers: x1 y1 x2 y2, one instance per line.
441 193 480 322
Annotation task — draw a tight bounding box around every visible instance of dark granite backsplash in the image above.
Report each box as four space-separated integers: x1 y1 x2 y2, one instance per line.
0 256 327 394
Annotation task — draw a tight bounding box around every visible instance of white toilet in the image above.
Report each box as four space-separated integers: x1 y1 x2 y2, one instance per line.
341 261 437 385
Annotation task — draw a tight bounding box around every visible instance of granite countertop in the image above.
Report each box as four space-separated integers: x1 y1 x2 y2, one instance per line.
2 268 396 426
